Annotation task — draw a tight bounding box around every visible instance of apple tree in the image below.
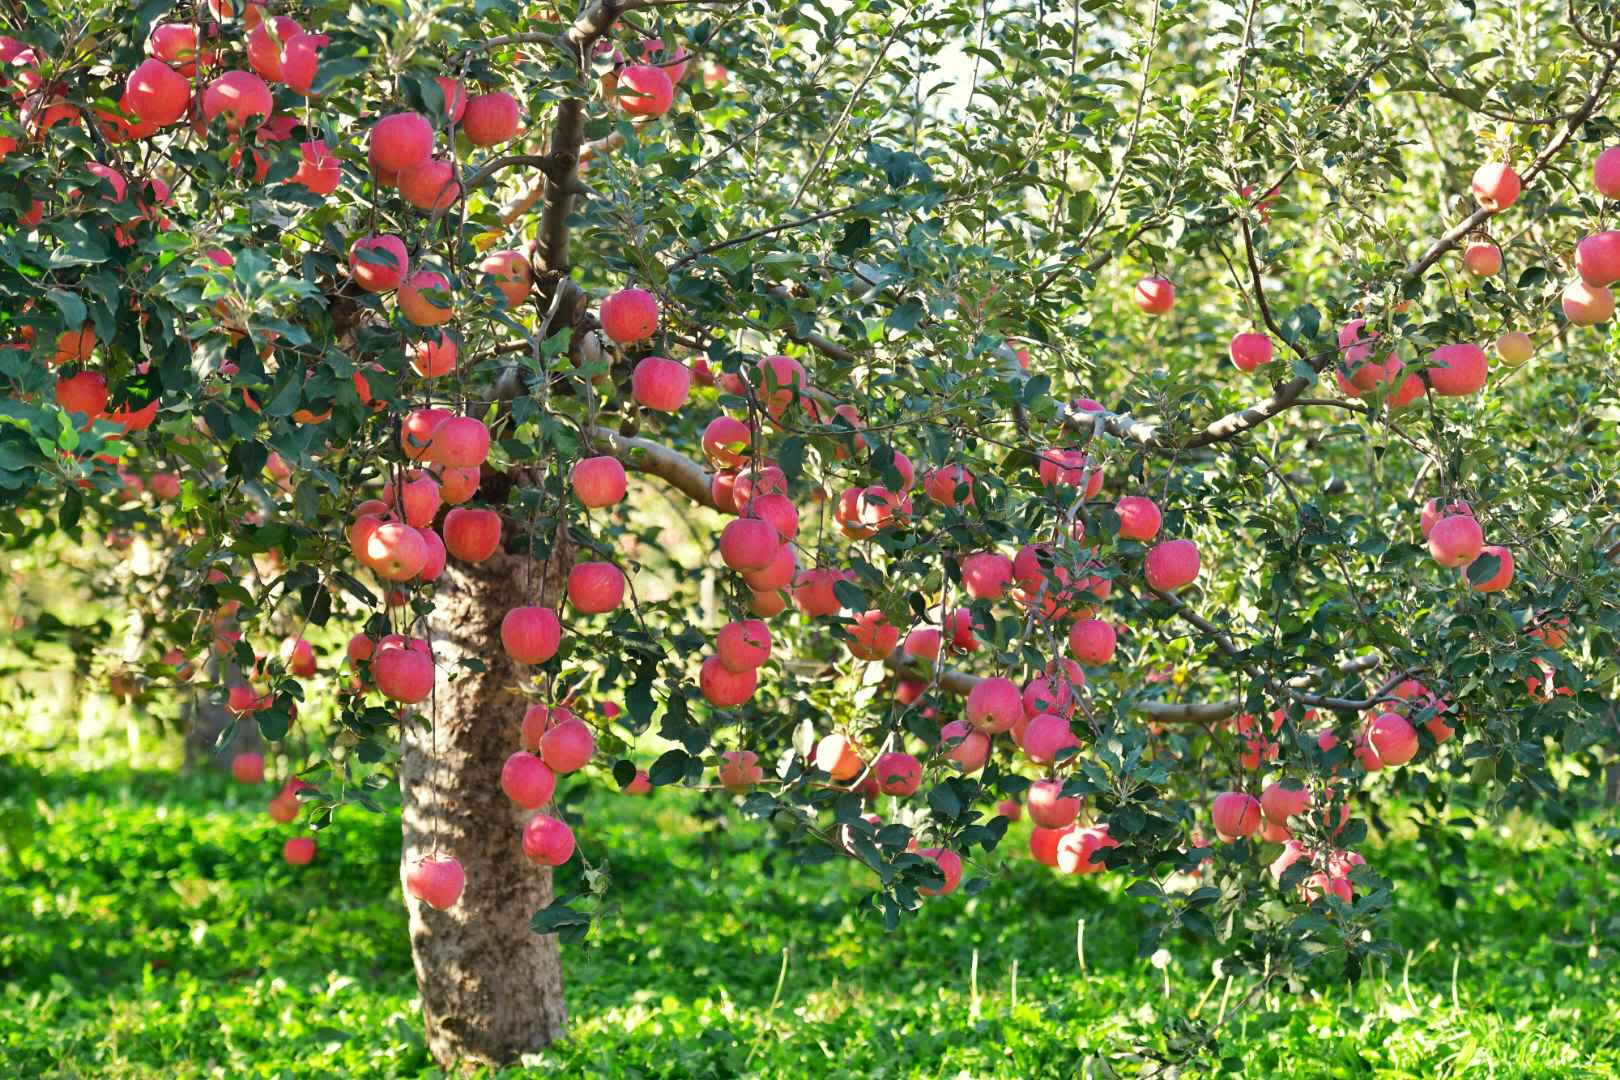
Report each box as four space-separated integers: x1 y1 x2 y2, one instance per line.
2 0 1619 1069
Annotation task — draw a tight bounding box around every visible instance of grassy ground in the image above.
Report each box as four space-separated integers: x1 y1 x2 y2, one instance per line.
3 755 1619 1079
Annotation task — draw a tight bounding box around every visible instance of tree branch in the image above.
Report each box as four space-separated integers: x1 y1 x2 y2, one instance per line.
1404 51 1616 280
588 426 719 509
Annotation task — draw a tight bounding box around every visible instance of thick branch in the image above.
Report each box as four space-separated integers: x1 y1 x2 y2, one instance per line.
588 426 719 510
537 99 586 273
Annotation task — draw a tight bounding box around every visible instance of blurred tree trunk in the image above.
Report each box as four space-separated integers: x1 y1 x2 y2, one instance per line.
400 540 572 1069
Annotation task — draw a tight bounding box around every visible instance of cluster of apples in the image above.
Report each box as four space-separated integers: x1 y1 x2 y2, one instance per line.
1208 675 1456 903
1138 149 1620 399
1420 497 1513 592
680 381 1221 887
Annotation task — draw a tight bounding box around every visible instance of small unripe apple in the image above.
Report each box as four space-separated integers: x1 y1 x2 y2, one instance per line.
1496 331 1533 367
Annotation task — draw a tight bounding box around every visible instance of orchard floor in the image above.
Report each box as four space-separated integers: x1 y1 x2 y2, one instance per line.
3 757 1619 1079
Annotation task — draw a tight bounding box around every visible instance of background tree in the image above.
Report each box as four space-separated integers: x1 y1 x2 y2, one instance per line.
2 0 1619 1070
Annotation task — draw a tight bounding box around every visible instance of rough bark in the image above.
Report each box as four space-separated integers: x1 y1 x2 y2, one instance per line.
400 544 573 1070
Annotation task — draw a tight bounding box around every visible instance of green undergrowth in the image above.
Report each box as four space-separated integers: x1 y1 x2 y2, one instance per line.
2 759 1618 1078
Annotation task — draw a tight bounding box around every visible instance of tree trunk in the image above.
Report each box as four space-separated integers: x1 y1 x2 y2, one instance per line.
400 545 572 1070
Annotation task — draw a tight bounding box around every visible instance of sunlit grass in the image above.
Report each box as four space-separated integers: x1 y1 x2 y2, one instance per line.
1 757 1617 1077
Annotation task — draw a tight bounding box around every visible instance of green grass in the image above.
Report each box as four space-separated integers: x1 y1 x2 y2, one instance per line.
2 757 1619 1078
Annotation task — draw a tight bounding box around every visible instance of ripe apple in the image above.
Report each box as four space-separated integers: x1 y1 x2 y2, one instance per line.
872 752 922 796
1144 538 1200 592
349 234 409 293
369 111 434 174
699 654 757 706
1562 279 1614 325
501 606 561 664
538 717 595 773
631 355 691 412
462 91 519 146
441 507 501 562
716 618 771 672
1470 162 1520 211
1133 275 1174 315
1428 513 1483 568
521 814 575 866
571 455 627 508
599 287 660 343
568 562 626 613
1229 331 1273 372
405 856 466 910
1211 791 1261 839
